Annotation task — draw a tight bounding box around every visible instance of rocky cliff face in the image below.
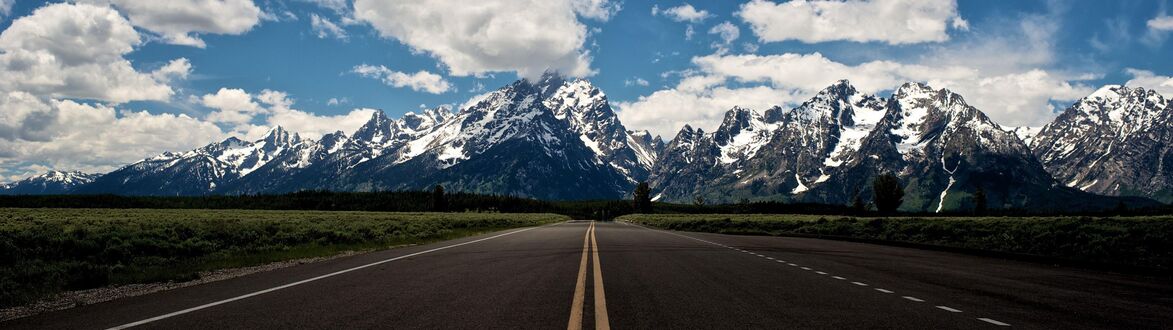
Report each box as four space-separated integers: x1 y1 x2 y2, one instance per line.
1028 85 1173 203
648 81 1122 212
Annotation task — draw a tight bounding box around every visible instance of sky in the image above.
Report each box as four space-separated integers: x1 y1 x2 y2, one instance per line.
1 0 1172 181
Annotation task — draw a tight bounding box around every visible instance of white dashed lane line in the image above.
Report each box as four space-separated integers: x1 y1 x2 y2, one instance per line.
936 306 963 313
652 229 1013 327
978 318 1011 326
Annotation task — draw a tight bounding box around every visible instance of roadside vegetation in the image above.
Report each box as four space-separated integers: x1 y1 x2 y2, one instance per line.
619 214 1173 272
0 208 566 308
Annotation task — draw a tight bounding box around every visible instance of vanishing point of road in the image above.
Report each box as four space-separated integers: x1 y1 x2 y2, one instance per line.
6 221 1173 329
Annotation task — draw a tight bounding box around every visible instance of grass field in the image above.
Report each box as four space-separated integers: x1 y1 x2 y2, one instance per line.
0 208 567 308
618 214 1173 272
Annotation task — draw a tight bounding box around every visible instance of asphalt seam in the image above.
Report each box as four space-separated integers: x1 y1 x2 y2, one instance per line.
622 222 1013 328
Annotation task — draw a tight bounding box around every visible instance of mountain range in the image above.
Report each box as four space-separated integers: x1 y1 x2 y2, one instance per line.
3 75 1169 211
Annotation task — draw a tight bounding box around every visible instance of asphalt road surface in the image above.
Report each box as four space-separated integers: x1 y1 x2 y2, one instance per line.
6 220 1173 329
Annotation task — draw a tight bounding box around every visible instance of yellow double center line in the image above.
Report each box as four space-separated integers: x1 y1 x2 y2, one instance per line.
568 221 609 330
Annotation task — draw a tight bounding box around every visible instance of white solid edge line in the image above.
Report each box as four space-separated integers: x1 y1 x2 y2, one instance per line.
978 318 1011 326
936 306 963 313
106 224 550 330
903 296 925 302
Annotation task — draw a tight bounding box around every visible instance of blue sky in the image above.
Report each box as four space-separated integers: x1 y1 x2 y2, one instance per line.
1 0 1172 180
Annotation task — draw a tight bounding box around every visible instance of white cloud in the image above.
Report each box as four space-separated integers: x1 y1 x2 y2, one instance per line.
651 4 711 23
200 87 381 140
83 0 263 48
708 21 740 52
352 64 452 94
619 52 1092 137
621 3 1089 137
1149 15 1173 31
202 88 263 127
617 85 802 137
1125 68 1173 96
738 0 967 45
326 97 349 106
0 91 56 142
151 58 193 83
249 89 375 139
1146 15 1173 46
571 0 622 21
310 13 347 40
304 0 348 15
0 100 228 176
352 0 609 79
0 0 13 18
624 77 649 87
0 3 174 103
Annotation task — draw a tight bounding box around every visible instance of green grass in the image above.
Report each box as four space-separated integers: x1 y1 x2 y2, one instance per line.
0 208 567 308
619 214 1173 271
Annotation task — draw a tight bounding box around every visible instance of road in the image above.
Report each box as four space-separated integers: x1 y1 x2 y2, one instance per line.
5 220 1173 329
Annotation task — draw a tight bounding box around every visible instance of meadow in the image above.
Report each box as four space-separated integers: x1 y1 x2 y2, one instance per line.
618 214 1173 272
0 208 566 308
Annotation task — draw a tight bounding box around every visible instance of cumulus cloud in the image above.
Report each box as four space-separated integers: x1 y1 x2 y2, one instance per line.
352 0 611 79
202 88 264 128
571 0 622 21
651 4 711 23
352 64 452 94
1150 15 1173 31
619 53 1092 137
82 0 263 48
0 91 57 142
1125 68 1173 96
0 100 228 177
617 85 801 137
310 13 347 40
0 3 174 103
151 58 193 83
738 0 967 45
708 21 740 52
621 2 1089 136
199 87 379 140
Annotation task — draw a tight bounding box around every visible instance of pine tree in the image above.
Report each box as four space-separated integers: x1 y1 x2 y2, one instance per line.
633 182 652 213
973 186 987 215
872 173 904 214
431 185 447 212
851 190 866 213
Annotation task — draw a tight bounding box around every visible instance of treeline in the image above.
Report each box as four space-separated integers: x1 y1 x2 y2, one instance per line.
1 189 1169 220
0 191 629 220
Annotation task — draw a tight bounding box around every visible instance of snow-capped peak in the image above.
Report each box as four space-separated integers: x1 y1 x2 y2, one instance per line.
713 106 775 165
352 110 396 143
29 170 97 185
1088 84 1123 100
